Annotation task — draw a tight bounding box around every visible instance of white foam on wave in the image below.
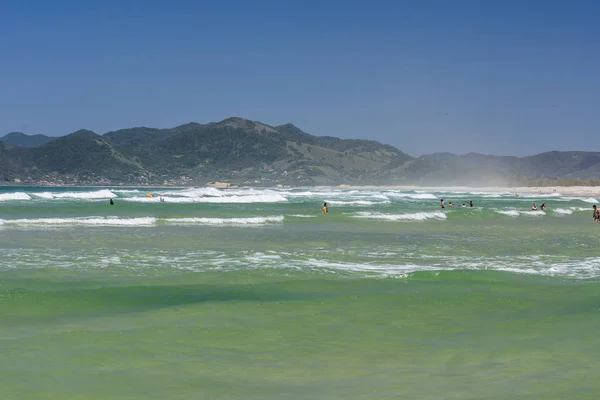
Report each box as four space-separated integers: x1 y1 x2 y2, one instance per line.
215 251 445 276
0 192 31 201
32 192 54 199
553 208 573 215
188 193 288 203
495 209 546 217
459 256 600 279
520 192 562 198
241 252 596 278
352 211 447 221
122 196 189 203
369 194 392 200
35 189 117 200
5 247 599 280
388 193 438 200
279 190 315 197
521 210 546 216
160 187 224 197
0 215 285 228
561 197 598 204
164 215 284 225
282 190 390 203
413 193 439 200
496 210 520 217
0 216 156 226
303 259 443 276
326 200 383 206
112 189 142 194
464 191 494 197
280 189 351 199
572 206 592 212
123 193 288 204
287 214 317 218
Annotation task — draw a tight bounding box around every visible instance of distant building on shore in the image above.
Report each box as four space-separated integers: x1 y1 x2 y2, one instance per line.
207 181 231 189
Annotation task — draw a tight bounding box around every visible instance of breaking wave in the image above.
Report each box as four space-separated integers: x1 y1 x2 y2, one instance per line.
352 211 447 221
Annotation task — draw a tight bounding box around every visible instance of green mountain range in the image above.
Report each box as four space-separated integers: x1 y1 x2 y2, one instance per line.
1 117 599 186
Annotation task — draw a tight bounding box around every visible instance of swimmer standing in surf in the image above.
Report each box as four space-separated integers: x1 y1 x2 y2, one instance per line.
322 202 328 214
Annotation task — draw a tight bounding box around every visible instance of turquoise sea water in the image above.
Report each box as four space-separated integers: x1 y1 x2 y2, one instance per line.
1 186 599 399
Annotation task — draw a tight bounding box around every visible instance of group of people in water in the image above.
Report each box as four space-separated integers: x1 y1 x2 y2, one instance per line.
441 198 554 212
530 203 547 211
440 198 600 222
322 199 599 222
441 198 552 212
440 199 473 208
108 195 599 222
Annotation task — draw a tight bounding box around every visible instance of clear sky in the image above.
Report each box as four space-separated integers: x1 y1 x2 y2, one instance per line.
1 0 598 156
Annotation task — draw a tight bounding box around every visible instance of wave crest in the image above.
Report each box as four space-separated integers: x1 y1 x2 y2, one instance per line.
352 211 447 221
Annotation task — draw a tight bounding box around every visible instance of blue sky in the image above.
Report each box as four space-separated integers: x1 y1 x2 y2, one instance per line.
1 0 598 156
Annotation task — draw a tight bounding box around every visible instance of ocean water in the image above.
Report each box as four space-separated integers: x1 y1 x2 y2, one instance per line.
1 186 599 399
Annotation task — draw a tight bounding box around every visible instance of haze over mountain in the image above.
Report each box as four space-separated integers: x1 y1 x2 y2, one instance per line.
1 117 600 186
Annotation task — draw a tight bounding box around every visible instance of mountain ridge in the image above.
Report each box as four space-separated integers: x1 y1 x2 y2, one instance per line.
1 132 54 147
1 118 600 186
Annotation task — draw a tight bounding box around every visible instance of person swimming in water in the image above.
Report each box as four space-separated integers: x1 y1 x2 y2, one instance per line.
448 202 454 207
322 202 328 214
531 203 538 211
109 198 114 206
440 199 445 209
469 200 473 207
541 203 547 211
593 205 599 222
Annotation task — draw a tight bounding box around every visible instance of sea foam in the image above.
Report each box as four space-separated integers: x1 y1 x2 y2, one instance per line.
0 192 31 201
387 193 439 200
0 216 156 226
496 210 520 217
124 193 287 203
326 200 383 206
553 208 573 215
164 216 284 225
352 211 447 221
35 189 117 199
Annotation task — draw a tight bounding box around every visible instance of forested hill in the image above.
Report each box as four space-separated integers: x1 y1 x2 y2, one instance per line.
1 132 53 147
0 118 412 185
1 118 599 186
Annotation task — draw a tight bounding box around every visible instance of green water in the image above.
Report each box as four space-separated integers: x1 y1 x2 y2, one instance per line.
1 186 599 399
